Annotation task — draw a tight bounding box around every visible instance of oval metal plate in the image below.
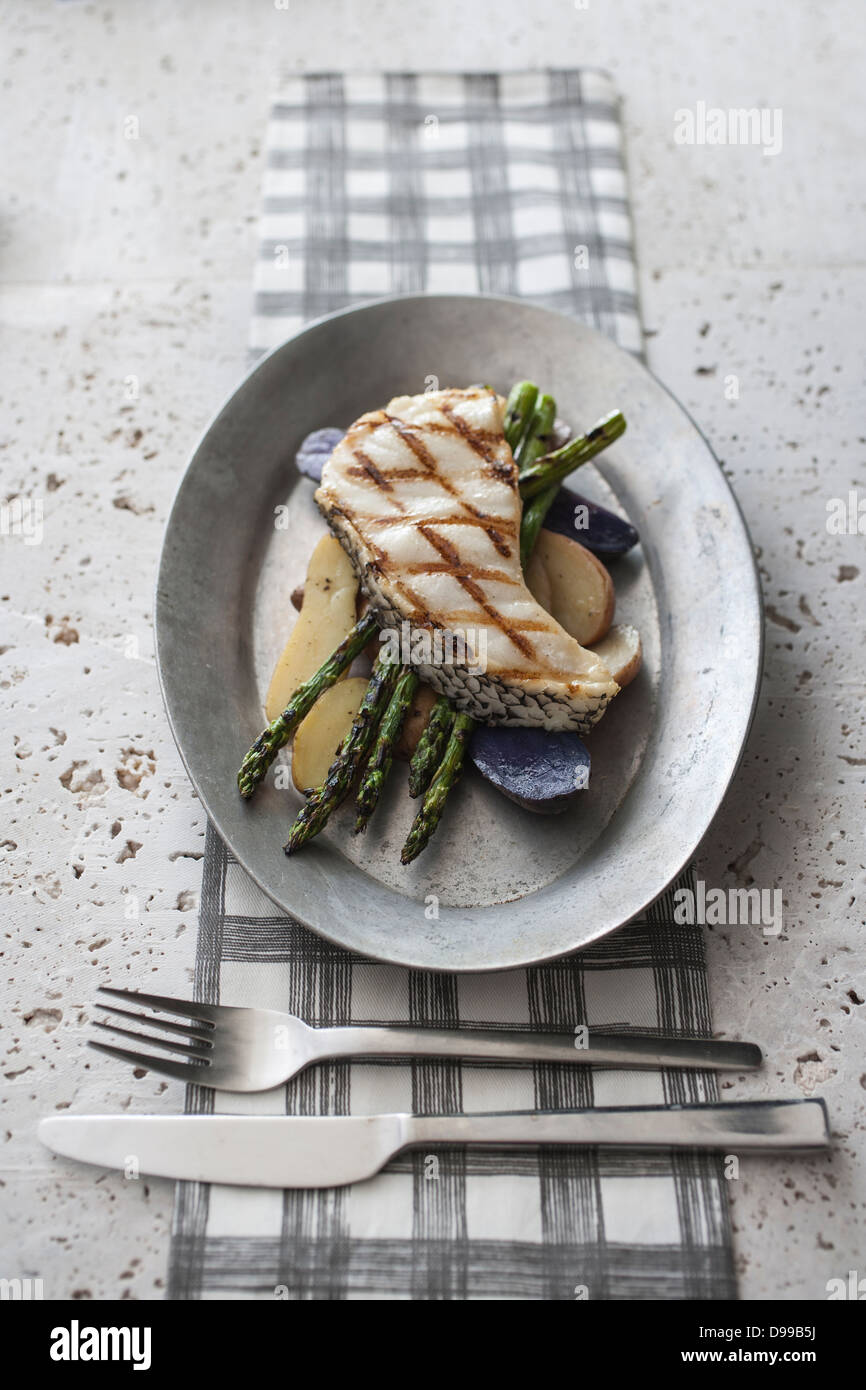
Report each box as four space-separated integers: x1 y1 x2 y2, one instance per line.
155 294 762 972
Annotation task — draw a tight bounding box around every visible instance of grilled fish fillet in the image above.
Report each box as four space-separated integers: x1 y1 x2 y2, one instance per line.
315 387 619 732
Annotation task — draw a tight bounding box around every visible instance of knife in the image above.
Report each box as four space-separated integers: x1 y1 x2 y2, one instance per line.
39 1100 830 1189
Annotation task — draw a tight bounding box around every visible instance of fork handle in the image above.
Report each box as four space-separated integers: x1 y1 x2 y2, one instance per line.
313 1025 762 1072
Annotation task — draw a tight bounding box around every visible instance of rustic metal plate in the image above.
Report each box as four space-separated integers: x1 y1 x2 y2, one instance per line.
155 294 762 972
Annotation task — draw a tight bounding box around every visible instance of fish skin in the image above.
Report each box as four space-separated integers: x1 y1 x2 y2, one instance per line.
315 387 619 733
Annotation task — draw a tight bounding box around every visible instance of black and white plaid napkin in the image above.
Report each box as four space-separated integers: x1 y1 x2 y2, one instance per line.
168 70 735 1301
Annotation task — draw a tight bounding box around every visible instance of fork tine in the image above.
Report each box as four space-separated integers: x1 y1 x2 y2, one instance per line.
92 1020 212 1059
88 1040 210 1086
97 986 217 1025
97 1002 214 1043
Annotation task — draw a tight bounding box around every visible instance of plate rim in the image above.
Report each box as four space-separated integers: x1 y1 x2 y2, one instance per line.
155 291 764 972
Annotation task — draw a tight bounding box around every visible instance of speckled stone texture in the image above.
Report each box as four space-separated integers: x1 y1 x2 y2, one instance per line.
1 0 863 1301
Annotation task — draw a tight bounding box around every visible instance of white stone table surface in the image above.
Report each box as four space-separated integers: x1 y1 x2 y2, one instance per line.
1 0 863 1301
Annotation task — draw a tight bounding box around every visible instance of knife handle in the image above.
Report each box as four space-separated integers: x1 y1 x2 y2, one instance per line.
406 1100 830 1152
315 1024 762 1072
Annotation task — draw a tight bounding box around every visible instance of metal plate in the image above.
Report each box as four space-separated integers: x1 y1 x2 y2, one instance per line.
155 294 762 972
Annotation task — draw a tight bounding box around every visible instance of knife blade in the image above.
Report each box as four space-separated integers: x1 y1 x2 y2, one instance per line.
39 1100 830 1189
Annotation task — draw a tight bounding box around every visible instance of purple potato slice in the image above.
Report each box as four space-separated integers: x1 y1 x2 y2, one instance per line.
542 486 639 557
295 427 345 483
470 725 591 814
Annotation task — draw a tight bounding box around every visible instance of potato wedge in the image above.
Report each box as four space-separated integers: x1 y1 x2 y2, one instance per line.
526 529 614 646
523 547 553 613
265 535 359 722
395 683 439 761
588 623 642 688
291 677 369 792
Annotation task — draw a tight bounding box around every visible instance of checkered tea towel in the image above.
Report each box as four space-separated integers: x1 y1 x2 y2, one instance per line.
168 70 736 1301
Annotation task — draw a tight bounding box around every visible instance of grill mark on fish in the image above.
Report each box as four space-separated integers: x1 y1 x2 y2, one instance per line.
487 459 519 486
436 612 562 639
384 414 513 559
402 562 518 584
368 466 430 482
384 416 439 471
423 420 502 444
438 401 516 487
349 448 402 503
347 409 389 435
491 668 592 687
387 580 447 630
438 402 495 457
439 611 559 632
369 512 518 538
417 524 537 660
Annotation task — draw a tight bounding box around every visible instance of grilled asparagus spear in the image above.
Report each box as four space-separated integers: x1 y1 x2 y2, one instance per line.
354 666 419 832
518 410 627 501
407 695 455 797
400 713 475 864
518 410 626 566
503 380 539 453
514 392 557 475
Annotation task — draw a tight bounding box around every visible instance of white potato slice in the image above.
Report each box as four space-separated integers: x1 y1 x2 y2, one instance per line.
291 677 369 792
523 547 553 613
265 534 359 722
525 530 615 646
589 624 642 688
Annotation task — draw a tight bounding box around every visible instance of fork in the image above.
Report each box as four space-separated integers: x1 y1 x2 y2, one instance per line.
89 987 763 1092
